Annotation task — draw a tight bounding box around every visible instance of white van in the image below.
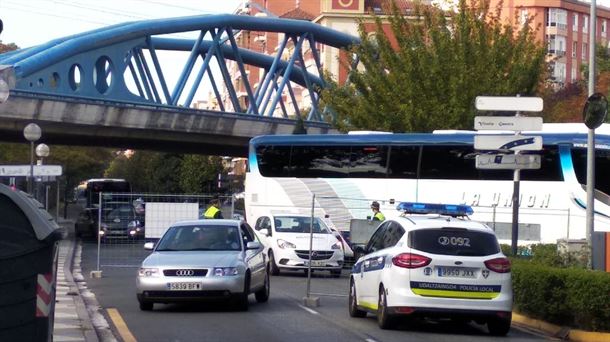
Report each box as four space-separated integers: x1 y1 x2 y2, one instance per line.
253 214 344 277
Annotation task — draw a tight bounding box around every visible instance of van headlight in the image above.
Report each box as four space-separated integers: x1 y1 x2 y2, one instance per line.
277 239 296 249
138 268 159 277
331 241 342 250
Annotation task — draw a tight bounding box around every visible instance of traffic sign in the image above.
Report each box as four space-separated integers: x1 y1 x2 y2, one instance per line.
474 135 542 151
0 165 63 177
474 116 542 131
475 96 543 112
476 154 541 170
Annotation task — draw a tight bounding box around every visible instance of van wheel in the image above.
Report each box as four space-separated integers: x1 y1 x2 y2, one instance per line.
269 251 280 275
377 286 395 329
348 279 367 318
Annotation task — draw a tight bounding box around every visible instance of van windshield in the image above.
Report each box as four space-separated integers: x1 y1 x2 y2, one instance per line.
274 216 330 234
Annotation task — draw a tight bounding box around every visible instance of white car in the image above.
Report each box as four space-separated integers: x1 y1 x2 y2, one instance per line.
349 202 513 336
253 214 344 277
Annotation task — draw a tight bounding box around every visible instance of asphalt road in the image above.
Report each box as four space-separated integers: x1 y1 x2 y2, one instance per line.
79 241 553 342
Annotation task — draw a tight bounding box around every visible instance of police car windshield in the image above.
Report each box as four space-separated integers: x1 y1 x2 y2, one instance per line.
408 228 500 256
274 216 330 234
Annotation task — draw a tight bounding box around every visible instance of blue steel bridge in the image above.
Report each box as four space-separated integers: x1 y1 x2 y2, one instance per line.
0 14 359 156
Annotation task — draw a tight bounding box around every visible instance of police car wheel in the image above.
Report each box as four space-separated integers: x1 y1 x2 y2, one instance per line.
348 279 366 318
487 315 511 336
377 286 395 329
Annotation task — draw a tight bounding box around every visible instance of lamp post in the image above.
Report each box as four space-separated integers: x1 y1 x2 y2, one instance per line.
23 123 41 194
36 143 50 207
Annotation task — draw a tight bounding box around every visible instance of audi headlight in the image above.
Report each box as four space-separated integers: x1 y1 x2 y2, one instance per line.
138 268 159 277
213 267 238 276
277 239 296 249
331 241 342 250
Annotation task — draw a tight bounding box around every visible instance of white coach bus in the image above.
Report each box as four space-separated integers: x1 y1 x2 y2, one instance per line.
244 124 610 245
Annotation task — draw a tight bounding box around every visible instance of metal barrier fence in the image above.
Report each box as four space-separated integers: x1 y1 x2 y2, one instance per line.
92 193 236 270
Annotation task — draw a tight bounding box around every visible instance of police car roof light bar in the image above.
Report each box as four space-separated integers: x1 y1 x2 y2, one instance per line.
396 202 474 217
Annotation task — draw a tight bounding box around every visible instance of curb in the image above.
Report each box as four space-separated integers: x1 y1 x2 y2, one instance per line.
512 312 610 342
61 227 100 342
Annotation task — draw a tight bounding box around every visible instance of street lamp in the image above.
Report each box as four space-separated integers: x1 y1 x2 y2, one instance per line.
35 143 50 208
23 123 41 194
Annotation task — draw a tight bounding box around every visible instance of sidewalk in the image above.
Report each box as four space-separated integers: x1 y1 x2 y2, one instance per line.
53 219 116 342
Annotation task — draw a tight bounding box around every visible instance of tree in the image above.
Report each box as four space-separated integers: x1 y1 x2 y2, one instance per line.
321 0 546 132
543 43 610 123
105 151 184 193
178 155 224 194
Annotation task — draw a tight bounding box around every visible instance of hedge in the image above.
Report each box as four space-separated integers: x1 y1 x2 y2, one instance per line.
511 259 610 332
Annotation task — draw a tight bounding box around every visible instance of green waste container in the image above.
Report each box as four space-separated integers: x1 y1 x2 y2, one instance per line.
0 184 66 342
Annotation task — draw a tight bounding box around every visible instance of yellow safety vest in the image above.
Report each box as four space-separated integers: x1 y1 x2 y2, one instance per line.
374 212 385 221
204 206 220 219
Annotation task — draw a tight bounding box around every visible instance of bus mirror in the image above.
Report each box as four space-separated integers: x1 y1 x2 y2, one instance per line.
583 93 608 129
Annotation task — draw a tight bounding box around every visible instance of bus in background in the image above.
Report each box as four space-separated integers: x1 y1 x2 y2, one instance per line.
83 178 131 209
245 123 610 246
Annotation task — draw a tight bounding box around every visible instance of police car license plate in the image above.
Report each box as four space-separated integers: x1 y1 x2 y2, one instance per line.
167 282 202 291
437 267 476 278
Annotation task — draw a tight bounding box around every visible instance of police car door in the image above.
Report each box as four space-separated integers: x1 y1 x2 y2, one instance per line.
357 221 391 307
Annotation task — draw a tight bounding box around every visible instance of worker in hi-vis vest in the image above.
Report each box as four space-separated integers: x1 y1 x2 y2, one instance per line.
371 201 385 221
203 197 224 219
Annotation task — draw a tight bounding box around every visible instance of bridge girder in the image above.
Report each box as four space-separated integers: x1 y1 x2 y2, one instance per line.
0 14 359 124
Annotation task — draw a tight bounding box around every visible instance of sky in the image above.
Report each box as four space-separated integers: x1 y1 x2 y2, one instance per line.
0 0 245 48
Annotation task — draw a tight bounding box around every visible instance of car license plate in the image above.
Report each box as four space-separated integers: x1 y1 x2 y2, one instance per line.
437 267 476 278
167 282 202 291
304 260 325 267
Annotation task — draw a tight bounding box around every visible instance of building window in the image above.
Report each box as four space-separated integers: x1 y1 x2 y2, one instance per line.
583 15 589 33
572 41 577 58
519 9 529 26
603 20 607 37
547 8 568 29
573 13 578 31
547 34 567 56
572 65 578 82
583 42 588 59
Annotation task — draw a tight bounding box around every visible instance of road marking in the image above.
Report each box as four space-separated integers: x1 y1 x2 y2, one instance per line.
365 338 379 342
298 304 319 315
107 308 137 342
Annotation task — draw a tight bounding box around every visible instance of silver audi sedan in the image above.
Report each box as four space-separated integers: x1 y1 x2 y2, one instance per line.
136 219 269 311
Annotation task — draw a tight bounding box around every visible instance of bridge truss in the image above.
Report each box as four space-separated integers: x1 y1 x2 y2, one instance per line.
0 14 359 123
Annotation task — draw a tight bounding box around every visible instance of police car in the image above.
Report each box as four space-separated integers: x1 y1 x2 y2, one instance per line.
349 202 512 336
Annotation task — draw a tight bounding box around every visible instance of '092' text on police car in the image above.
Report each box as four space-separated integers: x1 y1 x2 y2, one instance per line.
349 202 512 336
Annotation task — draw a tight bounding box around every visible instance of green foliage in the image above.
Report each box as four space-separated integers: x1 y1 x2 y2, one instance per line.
512 260 610 331
178 155 224 194
321 0 546 132
105 151 185 193
0 142 112 193
502 243 589 268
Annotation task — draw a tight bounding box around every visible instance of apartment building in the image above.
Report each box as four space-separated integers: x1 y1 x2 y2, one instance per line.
491 0 610 87
222 0 421 115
